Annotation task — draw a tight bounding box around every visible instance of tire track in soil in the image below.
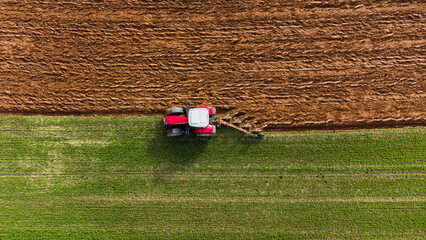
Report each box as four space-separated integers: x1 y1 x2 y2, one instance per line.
1 1 425 130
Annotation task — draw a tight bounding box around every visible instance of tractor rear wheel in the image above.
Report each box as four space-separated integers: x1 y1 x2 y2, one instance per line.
166 107 184 116
196 133 212 137
167 128 183 137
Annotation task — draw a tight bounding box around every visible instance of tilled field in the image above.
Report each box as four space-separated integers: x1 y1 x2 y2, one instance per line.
1 0 425 130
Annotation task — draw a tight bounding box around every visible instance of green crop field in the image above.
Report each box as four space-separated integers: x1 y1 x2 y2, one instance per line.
0 116 424 239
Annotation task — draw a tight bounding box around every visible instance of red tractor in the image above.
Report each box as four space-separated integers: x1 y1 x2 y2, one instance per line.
164 105 265 137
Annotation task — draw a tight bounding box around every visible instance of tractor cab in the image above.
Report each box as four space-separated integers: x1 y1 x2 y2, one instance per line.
188 108 210 128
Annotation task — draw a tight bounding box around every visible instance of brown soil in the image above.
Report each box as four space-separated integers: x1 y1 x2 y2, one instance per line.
1 1 425 130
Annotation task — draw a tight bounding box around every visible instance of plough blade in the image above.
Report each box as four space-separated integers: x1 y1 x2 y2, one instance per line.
241 121 257 129
251 124 268 133
221 112 239 120
231 116 249 125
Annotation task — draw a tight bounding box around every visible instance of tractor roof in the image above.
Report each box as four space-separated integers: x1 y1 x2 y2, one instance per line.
188 108 209 128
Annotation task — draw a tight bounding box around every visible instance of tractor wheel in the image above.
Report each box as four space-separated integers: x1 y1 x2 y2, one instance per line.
167 128 183 137
166 107 184 116
196 133 212 137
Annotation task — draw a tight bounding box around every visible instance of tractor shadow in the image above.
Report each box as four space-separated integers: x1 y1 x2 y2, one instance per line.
146 127 210 184
146 118 263 184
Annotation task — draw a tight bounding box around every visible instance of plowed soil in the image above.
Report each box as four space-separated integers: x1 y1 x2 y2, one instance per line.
1 0 425 130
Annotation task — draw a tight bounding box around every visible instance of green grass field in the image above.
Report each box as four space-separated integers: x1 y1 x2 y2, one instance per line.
0 116 424 239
